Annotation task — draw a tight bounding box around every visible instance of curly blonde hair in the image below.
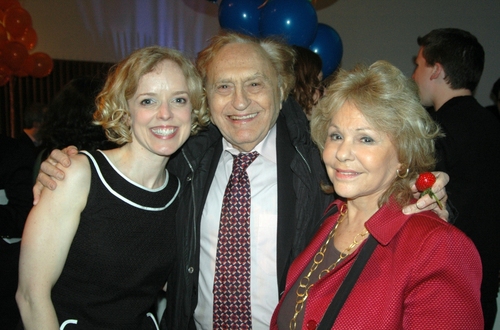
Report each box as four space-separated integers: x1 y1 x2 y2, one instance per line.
310 60 443 207
195 30 296 124
94 46 208 145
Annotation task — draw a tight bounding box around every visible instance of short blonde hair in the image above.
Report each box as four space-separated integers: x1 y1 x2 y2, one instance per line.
310 60 442 207
196 30 296 124
94 46 207 145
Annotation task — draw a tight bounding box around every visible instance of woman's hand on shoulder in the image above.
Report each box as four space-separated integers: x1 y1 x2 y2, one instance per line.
402 171 449 221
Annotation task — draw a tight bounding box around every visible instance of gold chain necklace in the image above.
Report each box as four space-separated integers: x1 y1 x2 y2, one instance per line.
289 205 369 330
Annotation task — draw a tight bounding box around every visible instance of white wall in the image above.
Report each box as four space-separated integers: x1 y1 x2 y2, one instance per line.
21 0 500 105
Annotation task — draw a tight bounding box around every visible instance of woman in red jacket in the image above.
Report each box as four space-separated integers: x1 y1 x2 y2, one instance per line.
271 60 483 330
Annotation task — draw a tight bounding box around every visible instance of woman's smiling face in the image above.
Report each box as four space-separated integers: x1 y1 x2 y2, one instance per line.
323 101 401 204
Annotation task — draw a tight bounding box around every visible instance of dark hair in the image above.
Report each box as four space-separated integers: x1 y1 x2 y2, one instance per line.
40 76 116 152
23 103 46 128
292 46 323 117
490 78 500 102
417 28 484 92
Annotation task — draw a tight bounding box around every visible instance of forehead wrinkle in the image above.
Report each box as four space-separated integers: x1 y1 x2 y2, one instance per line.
214 70 271 83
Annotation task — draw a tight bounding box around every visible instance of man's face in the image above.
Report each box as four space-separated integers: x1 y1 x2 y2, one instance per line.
412 47 435 107
205 43 283 152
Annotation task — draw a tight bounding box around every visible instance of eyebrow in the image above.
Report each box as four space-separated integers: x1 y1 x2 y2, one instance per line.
137 90 189 97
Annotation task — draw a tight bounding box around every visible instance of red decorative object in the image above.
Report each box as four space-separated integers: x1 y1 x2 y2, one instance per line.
0 1 53 83
3 6 32 38
24 52 53 78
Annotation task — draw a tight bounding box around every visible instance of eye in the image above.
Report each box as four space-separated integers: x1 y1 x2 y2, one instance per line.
217 84 231 91
361 136 374 143
174 97 188 104
329 133 342 141
140 98 155 106
215 84 233 95
246 80 264 93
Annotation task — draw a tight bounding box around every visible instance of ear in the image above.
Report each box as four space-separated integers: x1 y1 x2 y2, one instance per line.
430 63 444 80
279 86 285 110
122 112 131 127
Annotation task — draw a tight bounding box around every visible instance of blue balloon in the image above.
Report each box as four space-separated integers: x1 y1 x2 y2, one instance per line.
309 23 343 77
218 0 262 37
259 0 318 47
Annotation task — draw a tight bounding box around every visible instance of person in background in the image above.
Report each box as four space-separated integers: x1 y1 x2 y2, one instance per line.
19 102 46 151
33 31 450 330
0 134 36 330
485 77 500 121
412 27 500 330
291 45 324 121
32 77 118 183
39 76 117 158
271 60 483 330
16 46 205 329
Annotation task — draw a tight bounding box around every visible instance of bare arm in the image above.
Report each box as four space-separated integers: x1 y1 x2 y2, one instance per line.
402 171 449 221
17 154 90 329
32 146 79 205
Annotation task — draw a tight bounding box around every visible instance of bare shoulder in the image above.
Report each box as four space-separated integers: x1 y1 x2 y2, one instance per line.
56 153 91 190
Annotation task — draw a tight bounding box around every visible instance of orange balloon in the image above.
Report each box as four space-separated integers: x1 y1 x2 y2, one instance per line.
0 0 20 11
0 61 12 86
25 52 53 78
2 40 27 70
13 26 36 50
3 6 32 38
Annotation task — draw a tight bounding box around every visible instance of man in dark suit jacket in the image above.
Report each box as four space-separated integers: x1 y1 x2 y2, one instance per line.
163 31 450 329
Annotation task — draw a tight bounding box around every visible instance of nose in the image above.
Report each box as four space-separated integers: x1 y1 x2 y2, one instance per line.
157 103 172 120
336 140 354 162
232 86 250 111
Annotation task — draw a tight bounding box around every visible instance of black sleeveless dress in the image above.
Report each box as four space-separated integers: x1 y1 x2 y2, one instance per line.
51 150 179 329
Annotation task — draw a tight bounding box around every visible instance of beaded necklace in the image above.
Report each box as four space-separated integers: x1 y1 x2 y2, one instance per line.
290 205 369 330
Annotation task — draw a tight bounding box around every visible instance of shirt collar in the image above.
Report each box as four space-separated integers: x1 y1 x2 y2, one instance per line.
221 124 277 164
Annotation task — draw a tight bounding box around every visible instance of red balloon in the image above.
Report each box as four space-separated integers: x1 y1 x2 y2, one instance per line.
25 52 53 78
0 23 8 49
0 61 12 86
13 26 36 50
2 41 27 70
0 0 20 11
3 6 32 38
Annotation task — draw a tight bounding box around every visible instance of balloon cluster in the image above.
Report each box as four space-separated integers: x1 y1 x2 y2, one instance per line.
217 0 343 77
0 0 53 86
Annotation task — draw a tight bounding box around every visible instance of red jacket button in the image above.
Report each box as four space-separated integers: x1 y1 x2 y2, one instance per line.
306 320 317 330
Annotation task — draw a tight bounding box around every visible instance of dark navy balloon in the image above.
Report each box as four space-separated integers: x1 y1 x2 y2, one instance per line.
309 23 343 77
218 0 262 37
259 0 317 47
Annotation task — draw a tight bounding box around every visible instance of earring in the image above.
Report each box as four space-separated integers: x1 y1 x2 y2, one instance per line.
396 167 409 179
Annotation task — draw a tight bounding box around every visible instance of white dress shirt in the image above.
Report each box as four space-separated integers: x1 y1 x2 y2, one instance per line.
194 125 279 329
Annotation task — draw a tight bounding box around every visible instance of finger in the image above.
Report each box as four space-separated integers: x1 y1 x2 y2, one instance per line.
49 149 71 167
434 208 450 222
32 181 42 205
402 194 435 214
39 162 65 181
